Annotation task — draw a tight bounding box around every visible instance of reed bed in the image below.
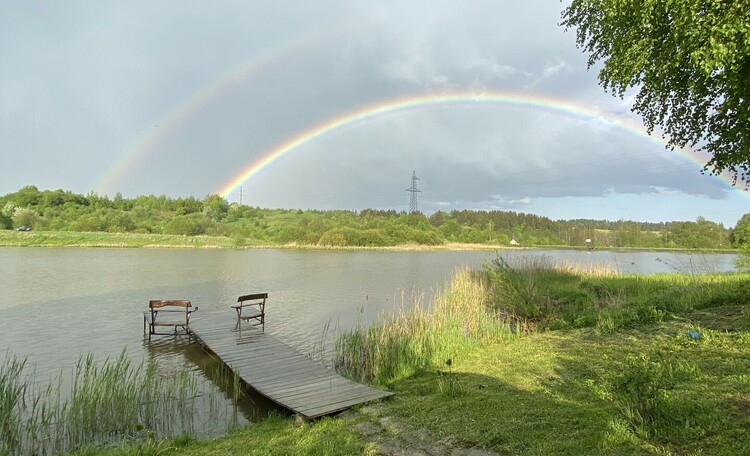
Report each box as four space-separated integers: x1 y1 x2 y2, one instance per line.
484 255 750 334
334 268 518 385
0 350 210 455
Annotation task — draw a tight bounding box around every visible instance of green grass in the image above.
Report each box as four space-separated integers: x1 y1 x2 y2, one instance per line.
0 230 465 250
484 255 750 333
0 230 263 248
377 306 750 454
331 258 750 454
67 414 370 456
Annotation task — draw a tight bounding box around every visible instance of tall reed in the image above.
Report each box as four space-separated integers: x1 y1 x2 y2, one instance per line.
0 354 28 453
0 350 204 455
334 268 517 385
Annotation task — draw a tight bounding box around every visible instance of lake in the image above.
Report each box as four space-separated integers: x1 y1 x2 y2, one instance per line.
0 247 738 434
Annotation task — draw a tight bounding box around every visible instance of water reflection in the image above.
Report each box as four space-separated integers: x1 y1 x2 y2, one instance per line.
143 335 284 434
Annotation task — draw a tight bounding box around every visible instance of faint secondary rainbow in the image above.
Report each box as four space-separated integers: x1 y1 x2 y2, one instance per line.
93 16 380 195
94 48 287 194
217 90 739 200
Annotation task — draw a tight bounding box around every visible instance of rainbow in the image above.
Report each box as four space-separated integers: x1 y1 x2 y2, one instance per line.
216 90 739 200
94 16 379 195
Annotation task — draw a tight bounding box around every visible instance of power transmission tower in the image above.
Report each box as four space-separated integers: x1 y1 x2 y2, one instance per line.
405 170 421 213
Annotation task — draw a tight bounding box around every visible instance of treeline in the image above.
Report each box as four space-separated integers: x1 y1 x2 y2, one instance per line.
0 185 738 249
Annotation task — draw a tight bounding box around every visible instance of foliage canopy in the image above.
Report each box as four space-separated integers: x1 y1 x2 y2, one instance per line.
561 0 750 183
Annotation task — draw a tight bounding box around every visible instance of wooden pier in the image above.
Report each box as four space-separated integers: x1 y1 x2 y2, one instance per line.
187 310 393 419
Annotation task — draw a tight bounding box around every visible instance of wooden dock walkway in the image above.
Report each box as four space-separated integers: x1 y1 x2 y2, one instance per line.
188 310 393 419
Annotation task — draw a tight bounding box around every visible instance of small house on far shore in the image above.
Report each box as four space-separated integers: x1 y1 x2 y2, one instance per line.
510 238 520 246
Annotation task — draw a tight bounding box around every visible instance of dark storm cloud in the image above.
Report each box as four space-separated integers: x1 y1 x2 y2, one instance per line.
1 1 747 224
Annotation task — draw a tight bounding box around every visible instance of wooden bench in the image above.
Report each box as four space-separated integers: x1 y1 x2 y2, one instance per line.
231 293 267 331
143 299 196 339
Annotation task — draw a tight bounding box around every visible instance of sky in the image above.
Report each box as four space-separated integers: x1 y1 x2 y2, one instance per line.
1 1 748 227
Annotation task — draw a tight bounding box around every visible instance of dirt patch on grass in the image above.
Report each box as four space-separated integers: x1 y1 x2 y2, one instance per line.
342 404 501 456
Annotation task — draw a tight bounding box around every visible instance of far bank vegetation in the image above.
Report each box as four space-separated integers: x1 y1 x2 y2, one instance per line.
0 185 741 250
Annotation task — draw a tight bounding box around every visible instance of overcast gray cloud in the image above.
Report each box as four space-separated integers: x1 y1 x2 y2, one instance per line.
1 0 748 226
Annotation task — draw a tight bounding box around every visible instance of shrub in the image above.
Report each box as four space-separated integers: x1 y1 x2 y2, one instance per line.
607 353 699 437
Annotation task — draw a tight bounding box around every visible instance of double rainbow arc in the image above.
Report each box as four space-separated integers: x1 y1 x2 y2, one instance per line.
215 90 730 200
94 16 378 195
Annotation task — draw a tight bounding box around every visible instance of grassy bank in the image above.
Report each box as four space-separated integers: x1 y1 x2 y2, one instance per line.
0 230 495 250
68 415 369 456
1 230 739 253
484 256 749 333
0 230 265 248
374 304 750 454
331 259 750 454
6 259 749 455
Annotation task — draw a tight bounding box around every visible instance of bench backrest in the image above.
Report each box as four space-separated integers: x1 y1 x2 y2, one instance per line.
149 299 192 309
237 293 268 303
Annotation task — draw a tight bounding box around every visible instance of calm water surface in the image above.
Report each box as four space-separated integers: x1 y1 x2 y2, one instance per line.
0 247 738 369
0 247 738 430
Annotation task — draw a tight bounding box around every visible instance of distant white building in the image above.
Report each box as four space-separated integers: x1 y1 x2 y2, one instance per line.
510 238 520 246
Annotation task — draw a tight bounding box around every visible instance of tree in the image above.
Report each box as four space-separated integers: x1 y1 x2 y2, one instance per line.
0 212 11 229
12 208 39 229
561 1 750 183
732 213 750 246
734 213 750 270
202 194 229 221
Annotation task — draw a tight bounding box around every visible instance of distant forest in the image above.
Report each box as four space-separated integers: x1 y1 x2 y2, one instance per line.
0 185 739 249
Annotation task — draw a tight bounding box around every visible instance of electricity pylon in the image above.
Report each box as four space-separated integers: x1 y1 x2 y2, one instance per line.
406 170 421 213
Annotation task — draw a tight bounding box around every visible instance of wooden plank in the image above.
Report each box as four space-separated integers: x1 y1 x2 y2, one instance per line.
222 350 310 366
230 352 320 370
278 385 389 415
205 348 327 379
252 371 340 391
217 341 307 358
240 368 330 388
274 382 368 403
300 392 393 419
242 362 330 382
192 327 267 341
280 378 378 400
227 349 322 367
271 377 358 398
206 342 291 358
255 373 343 391
187 311 392 418
222 342 307 357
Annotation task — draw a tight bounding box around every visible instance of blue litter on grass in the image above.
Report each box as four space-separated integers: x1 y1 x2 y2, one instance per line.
687 329 702 340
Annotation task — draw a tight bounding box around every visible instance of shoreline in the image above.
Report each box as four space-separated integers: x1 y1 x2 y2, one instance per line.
0 230 737 254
